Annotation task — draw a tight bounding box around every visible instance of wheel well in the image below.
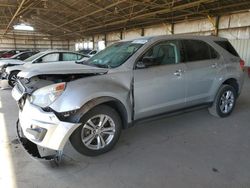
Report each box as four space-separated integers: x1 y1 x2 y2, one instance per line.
74 97 129 129
222 78 239 95
102 101 128 129
9 70 20 76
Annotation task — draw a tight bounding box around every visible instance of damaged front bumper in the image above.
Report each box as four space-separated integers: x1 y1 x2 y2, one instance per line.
12 82 81 160
17 99 80 151
16 120 63 161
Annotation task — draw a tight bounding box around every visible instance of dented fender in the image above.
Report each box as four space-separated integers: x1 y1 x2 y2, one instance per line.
49 70 134 123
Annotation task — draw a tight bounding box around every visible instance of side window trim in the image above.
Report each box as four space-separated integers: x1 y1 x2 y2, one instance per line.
59 52 63 61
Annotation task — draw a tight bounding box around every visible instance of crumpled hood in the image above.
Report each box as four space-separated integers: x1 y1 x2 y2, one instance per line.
0 59 24 67
17 61 108 79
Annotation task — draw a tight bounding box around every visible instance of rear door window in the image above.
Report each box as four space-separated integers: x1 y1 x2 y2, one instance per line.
62 53 83 61
182 40 218 62
215 41 239 57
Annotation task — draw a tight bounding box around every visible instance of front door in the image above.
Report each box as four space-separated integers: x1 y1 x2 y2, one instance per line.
133 40 187 120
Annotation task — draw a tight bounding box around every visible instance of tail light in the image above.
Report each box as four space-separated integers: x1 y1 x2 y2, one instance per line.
239 59 245 70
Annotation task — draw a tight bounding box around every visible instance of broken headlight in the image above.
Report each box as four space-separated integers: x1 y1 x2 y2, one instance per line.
30 82 66 108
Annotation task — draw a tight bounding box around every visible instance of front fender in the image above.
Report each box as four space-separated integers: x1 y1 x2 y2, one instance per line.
6 65 23 74
50 72 133 122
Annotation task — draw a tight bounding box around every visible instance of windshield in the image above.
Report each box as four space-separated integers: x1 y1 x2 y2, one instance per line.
85 41 144 68
23 51 45 62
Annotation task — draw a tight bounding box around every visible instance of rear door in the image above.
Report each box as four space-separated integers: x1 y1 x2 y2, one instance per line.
133 40 187 120
181 39 221 106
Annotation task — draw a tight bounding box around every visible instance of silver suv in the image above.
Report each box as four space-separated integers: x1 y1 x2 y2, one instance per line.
12 35 245 159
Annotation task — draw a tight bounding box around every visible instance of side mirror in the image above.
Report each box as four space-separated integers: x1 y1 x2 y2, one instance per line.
136 61 146 69
136 56 157 69
141 56 157 67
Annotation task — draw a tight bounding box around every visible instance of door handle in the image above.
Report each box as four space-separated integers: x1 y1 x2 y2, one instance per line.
174 69 183 76
211 63 217 68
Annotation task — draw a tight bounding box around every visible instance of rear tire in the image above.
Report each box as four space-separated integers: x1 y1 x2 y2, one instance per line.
8 71 19 87
70 105 122 156
208 84 237 118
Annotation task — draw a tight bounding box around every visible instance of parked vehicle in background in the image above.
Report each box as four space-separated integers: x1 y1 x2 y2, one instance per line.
0 50 8 57
9 51 39 61
12 35 244 160
2 50 88 87
0 51 39 62
0 51 39 80
0 50 28 58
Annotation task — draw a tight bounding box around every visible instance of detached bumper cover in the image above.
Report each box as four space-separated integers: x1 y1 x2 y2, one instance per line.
16 120 60 161
18 100 80 150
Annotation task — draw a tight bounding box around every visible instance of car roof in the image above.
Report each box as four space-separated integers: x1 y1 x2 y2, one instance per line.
122 34 227 43
41 49 78 53
35 50 85 56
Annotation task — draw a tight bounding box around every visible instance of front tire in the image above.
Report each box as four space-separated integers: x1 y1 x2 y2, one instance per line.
208 84 237 118
8 71 19 87
70 105 122 156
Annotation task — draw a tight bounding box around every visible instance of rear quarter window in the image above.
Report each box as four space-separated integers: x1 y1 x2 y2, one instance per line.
215 41 239 57
182 40 218 62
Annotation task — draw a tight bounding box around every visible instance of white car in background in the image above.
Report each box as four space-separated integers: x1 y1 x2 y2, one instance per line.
0 51 39 68
3 50 88 87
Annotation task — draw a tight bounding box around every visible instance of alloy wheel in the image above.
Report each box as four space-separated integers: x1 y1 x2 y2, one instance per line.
10 74 17 86
81 114 116 150
219 90 235 114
